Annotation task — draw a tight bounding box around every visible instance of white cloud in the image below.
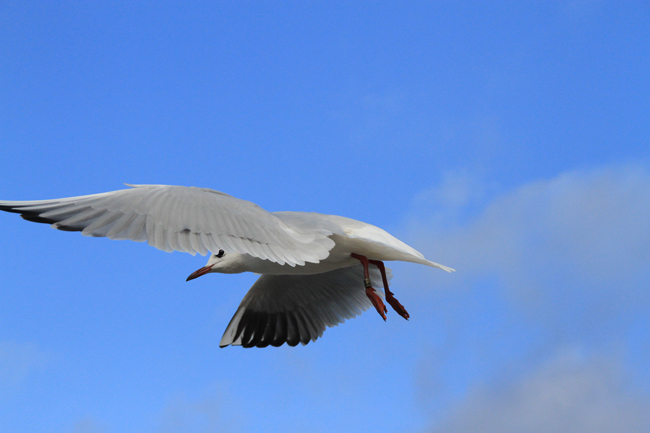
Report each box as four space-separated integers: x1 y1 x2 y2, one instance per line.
429 349 650 433
0 341 49 391
156 389 244 433
71 419 107 433
57 387 242 433
409 165 650 326
406 165 650 432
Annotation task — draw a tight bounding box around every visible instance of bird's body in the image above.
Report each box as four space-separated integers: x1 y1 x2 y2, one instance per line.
0 184 453 348
222 212 448 275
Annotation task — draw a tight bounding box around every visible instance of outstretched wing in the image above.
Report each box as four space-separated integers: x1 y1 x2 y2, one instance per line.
220 264 392 348
0 185 334 266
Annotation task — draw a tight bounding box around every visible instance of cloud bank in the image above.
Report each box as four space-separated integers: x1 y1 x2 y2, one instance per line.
411 164 650 328
431 349 650 433
407 165 650 432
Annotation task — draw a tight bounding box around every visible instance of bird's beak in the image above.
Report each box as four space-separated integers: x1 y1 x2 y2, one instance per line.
186 265 214 281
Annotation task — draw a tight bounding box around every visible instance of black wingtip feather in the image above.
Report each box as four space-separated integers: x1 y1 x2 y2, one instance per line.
20 213 55 224
285 313 300 347
246 311 268 348
241 311 261 348
9 209 83 232
232 309 252 345
0 205 21 214
54 225 82 232
271 314 288 347
233 309 322 348
256 313 276 348
293 312 313 346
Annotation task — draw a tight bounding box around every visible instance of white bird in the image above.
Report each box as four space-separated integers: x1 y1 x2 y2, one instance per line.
0 184 454 348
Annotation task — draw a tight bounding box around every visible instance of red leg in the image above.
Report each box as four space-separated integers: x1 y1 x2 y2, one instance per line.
351 253 387 321
369 259 410 320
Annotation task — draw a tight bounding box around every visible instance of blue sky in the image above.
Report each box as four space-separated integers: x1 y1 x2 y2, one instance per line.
1 1 649 432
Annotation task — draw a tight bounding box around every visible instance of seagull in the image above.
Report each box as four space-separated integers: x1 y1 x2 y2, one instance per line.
0 184 454 348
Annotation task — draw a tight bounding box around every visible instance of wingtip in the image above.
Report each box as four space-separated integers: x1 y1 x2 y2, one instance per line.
427 260 456 273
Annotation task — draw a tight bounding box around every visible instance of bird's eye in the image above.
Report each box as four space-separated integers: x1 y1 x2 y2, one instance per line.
215 249 225 258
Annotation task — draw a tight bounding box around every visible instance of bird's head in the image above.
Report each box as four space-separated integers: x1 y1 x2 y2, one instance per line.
186 249 243 280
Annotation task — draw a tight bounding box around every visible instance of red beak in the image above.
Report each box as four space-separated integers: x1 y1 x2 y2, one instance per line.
186 265 214 281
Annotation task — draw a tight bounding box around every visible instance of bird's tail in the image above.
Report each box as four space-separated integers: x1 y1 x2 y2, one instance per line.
410 257 455 272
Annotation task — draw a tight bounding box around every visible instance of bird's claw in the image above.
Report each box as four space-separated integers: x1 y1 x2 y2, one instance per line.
386 292 410 320
365 287 387 321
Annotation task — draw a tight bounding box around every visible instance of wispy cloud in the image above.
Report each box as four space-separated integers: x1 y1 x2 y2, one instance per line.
59 387 242 433
0 341 49 392
155 388 244 433
429 349 650 433
71 418 107 433
405 164 650 431
409 164 650 329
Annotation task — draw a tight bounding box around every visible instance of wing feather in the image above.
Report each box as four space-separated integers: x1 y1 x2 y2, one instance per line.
167 228 180 252
219 264 392 348
106 213 136 240
188 231 204 255
271 314 288 347
285 313 301 347
127 213 148 241
0 185 336 265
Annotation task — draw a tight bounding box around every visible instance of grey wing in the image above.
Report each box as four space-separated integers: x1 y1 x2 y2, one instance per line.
0 185 334 266
219 264 392 348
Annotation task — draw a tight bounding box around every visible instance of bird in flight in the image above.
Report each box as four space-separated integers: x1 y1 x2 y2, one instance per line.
0 184 454 348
